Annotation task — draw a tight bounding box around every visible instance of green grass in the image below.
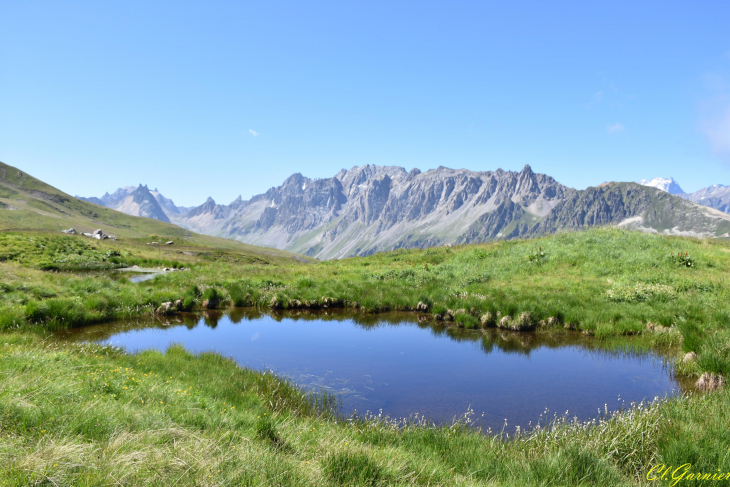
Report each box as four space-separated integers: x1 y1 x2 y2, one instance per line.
1 332 728 486
1 227 730 485
2 227 729 373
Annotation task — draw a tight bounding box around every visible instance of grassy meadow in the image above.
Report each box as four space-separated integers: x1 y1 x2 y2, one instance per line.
1 227 730 485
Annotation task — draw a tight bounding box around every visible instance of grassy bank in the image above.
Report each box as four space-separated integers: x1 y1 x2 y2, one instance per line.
2 228 729 377
1 227 729 485
2 332 728 486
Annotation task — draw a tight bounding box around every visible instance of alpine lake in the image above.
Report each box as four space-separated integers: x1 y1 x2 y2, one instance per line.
55 307 692 432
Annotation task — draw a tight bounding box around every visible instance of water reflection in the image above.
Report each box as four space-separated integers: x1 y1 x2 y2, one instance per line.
56 308 687 430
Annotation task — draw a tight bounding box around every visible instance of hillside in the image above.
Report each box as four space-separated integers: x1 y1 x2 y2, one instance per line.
0 161 311 264
683 184 730 213
530 182 730 238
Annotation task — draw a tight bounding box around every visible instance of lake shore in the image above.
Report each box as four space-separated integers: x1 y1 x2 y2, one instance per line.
1 227 729 484
3 331 729 486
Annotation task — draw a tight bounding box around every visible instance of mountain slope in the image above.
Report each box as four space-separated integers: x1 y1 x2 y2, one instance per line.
531 182 730 237
683 184 730 213
0 161 311 262
150 189 192 215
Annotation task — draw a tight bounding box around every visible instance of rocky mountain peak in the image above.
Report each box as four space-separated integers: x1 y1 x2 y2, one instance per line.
124 184 170 222
185 196 227 220
131 184 152 200
282 173 307 187
515 164 539 195
337 165 408 196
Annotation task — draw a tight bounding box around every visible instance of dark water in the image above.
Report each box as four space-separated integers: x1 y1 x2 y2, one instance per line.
56 309 686 430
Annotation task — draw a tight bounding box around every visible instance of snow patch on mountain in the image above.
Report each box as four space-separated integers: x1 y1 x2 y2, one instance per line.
638 177 685 195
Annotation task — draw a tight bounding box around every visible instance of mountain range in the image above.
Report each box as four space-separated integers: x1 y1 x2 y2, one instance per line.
78 165 730 259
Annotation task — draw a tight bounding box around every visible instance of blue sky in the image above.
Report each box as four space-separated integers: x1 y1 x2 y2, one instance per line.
1 1 729 206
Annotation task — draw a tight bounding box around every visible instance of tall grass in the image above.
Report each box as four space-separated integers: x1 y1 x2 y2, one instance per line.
1 333 728 486
1 228 730 484
2 227 730 377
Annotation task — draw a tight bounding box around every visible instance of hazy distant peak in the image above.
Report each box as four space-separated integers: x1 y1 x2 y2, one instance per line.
638 177 685 195
76 195 105 206
682 183 730 213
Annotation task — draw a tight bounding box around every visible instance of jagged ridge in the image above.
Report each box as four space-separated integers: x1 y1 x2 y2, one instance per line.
80 165 730 259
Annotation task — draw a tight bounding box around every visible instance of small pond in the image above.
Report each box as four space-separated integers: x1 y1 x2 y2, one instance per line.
115 267 170 283
56 309 688 431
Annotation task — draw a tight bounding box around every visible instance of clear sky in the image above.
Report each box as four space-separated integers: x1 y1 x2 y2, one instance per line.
2 1 729 207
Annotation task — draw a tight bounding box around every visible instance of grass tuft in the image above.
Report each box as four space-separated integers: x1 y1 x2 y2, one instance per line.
323 451 387 486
